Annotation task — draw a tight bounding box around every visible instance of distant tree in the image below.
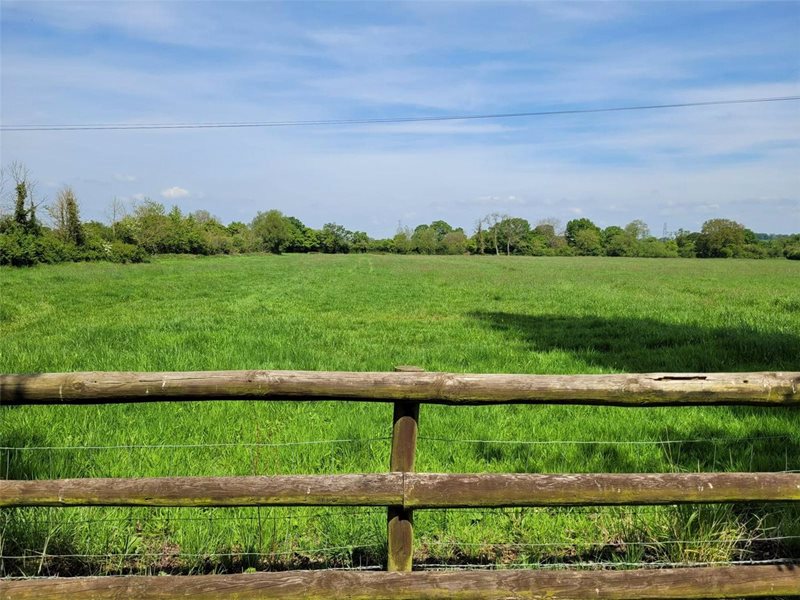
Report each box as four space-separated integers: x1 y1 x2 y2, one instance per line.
49 187 84 246
412 225 437 254
565 218 600 247
319 222 351 253
695 219 746 258
673 229 698 258
13 180 27 228
572 228 603 256
637 237 678 258
784 241 800 260
497 217 530 255
484 213 503 255
227 221 248 235
283 216 319 252
429 220 453 241
473 216 487 254
350 231 370 253
82 220 115 243
392 225 413 254
190 209 215 224
602 225 633 257
441 230 468 254
251 209 292 253
532 220 563 250
624 219 650 240
565 218 602 255
106 197 128 238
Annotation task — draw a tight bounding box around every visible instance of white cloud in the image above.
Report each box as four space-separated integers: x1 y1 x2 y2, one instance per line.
114 173 137 182
161 186 189 199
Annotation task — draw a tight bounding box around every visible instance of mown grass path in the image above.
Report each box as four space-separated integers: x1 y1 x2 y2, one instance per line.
1 255 799 574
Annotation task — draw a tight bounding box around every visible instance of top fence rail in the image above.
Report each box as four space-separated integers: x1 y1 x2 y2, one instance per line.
1 370 799 406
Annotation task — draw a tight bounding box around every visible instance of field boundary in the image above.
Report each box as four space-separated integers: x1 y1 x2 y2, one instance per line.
2 367 799 598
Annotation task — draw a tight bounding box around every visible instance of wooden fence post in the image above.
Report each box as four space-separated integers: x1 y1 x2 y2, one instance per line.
387 366 422 572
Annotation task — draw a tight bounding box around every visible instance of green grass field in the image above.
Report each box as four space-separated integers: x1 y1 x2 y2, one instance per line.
1 254 799 576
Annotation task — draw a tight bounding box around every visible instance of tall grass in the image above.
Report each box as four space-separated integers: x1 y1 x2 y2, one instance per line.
1 254 799 575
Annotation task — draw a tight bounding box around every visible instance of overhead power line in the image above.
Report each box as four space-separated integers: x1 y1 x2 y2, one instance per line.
2 96 799 132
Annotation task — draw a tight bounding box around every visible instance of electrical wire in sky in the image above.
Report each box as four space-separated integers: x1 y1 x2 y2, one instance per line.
2 96 798 132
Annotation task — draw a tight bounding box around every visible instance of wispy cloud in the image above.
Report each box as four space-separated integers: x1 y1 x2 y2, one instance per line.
161 186 189 199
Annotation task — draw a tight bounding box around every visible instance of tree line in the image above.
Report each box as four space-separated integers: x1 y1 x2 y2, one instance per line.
1 164 798 266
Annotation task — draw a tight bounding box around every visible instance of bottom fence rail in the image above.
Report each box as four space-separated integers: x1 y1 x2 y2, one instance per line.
3 564 800 600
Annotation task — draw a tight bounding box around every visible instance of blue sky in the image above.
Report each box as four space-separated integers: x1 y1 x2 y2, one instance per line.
1 1 798 235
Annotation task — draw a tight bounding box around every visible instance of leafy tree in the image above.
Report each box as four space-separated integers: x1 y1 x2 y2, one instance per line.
350 231 370 253
497 217 530 255
319 222 351 253
429 220 453 240
227 221 248 235
473 217 487 254
392 225 413 254
602 226 634 257
251 209 292 253
50 187 85 246
412 225 437 254
695 219 746 258
624 219 650 240
784 243 800 260
441 230 468 254
565 218 600 248
284 216 319 252
14 180 27 228
673 229 698 258
487 213 502 255
572 227 603 256
530 221 565 254
637 238 678 258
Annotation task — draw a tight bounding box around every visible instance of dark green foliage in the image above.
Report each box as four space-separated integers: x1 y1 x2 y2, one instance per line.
674 229 698 258
65 188 85 246
785 244 800 260
350 231 370 253
319 223 351 253
13 182 27 227
251 209 292 253
695 219 747 258
565 218 603 255
412 225 437 254
602 226 633 257
440 230 468 255
0 166 797 266
0 226 71 266
496 217 530 255
108 241 149 263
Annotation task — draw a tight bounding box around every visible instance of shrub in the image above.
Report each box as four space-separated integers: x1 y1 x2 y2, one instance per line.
784 244 800 260
109 242 149 263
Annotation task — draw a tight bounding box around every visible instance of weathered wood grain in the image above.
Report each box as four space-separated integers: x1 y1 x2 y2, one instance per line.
390 403 419 473
0 474 402 507
404 472 800 507
3 566 799 599
2 370 798 406
3 472 798 508
387 383 420 572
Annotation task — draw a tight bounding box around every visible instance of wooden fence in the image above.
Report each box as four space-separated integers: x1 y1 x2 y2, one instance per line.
1 368 799 599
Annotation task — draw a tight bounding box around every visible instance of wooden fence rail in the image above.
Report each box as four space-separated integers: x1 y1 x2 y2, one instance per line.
4 566 800 600
2 370 799 406
1 368 799 599
3 472 800 508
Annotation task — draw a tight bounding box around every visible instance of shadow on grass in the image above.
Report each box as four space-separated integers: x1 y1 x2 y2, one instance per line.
469 312 800 372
